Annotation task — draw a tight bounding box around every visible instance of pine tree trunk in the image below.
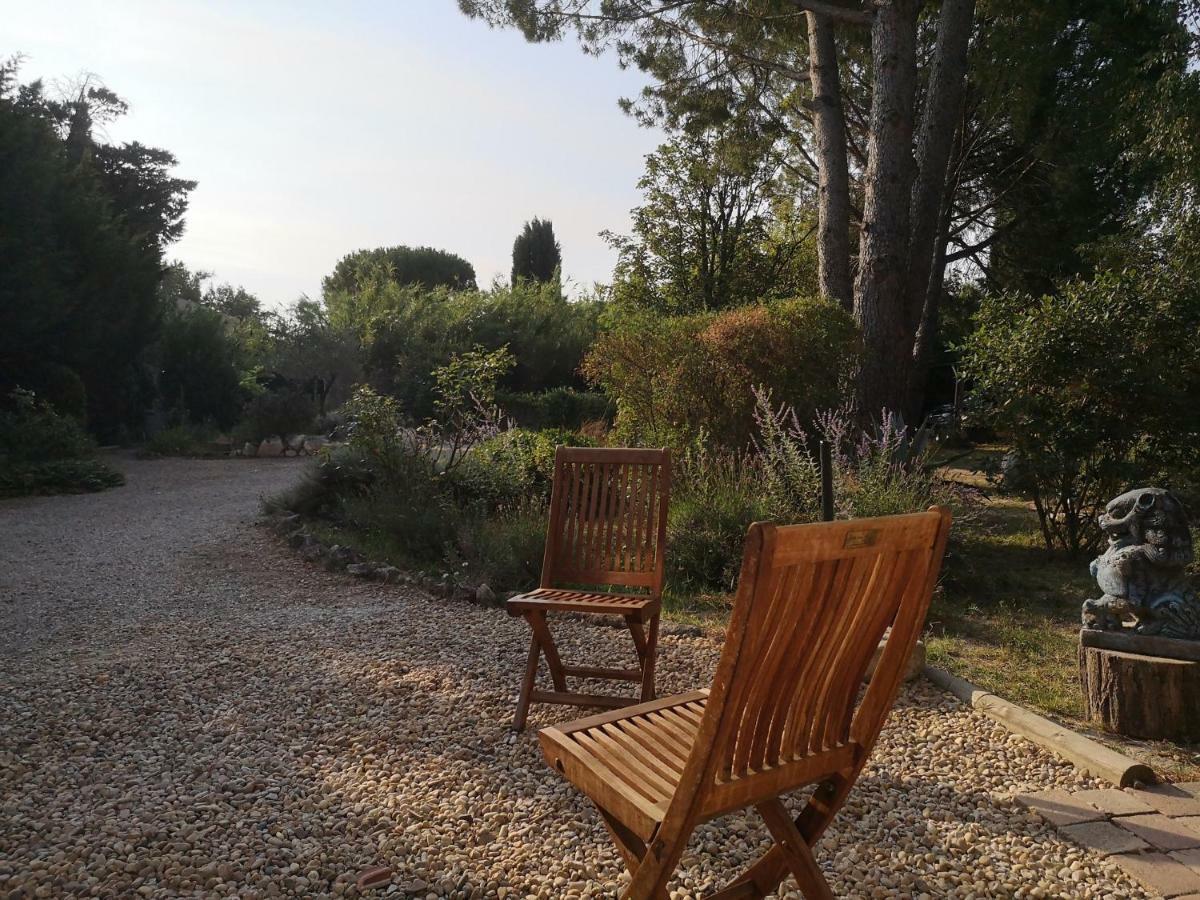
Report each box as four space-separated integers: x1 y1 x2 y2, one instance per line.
807 10 853 311
904 0 975 419
853 0 919 417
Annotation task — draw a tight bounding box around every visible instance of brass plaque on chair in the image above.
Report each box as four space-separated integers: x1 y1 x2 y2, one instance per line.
843 529 879 549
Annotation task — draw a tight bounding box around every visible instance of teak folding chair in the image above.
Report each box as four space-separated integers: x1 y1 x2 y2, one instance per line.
508 446 671 732
537 508 952 899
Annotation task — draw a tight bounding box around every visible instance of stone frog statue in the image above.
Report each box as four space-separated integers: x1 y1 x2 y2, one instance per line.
1081 487 1200 640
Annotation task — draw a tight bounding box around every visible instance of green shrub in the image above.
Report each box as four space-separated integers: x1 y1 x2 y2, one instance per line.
452 500 547 590
144 424 214 457
452 427 593 509
754 389 955 522
361 279 602 420
0 388 97 463
583 298 859 447
667 448 770 593
0 459 125 496
0 389 124 496
497 388 613 430
159 305 245 430
236 389 317 443
960 267 1200 554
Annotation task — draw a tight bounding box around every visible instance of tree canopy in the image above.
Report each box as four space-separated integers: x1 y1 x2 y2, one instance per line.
511 217 562 283
322 245 478 298
0 60 195 437
459 0 1200 419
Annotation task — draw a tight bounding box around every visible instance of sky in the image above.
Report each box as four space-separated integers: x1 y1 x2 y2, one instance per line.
5 0 666 307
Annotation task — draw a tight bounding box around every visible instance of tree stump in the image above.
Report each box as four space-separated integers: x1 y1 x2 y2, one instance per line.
1079 644 1200 741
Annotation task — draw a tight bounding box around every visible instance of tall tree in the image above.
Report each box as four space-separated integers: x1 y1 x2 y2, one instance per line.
460 0 1197 420
0 61 194 435
511 217 562 283
605 129 813 312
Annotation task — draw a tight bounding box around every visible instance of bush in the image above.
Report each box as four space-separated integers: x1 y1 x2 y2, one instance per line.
960 267 1200 554
583 297 859 447
236 389 317 443
361 280 602 421
452 499 548 590
754 389 955 522
143 424 214 457
0 459 125 496
0 389 97 463
452 427 594 509
497 387 613 430
0 389 123 496
666 448 770 593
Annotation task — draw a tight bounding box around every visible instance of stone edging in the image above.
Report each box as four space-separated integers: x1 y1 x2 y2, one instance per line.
923 665 1158 788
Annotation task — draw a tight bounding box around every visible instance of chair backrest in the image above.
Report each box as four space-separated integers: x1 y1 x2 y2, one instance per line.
540 447 671 596
697 509 950 801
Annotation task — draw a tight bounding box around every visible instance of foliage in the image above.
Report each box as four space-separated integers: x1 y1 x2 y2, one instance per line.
511 217 561 284
0 388 97 462
361 279 601 420
236 389 317 443
143 424 213 457
451 426 592 509
666 447 770 594
157 304 245 430
497 387 613 430
0 458 125 497
753 390 954 524
960 265 1200 554
323 245 477 301
0 61 193 438
583 298 858 447
269 298 361 415
0 389 123 496
606 130 816 313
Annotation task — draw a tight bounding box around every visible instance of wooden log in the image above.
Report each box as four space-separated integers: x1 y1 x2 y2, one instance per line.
925 665 1158 787
1079 644 1200 742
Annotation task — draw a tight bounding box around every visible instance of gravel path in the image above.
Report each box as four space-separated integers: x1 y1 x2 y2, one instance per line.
0 457 1155 898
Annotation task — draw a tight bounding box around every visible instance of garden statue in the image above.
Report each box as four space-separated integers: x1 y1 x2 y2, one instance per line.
1081 487 1200 641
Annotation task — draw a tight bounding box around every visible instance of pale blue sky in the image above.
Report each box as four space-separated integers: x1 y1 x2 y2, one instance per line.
5 0 664 306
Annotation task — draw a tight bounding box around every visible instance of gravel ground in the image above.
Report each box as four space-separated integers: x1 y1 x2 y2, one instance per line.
0 456 1155 898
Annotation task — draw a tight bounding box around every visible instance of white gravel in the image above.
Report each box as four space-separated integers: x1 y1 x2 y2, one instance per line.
0 456 1154 898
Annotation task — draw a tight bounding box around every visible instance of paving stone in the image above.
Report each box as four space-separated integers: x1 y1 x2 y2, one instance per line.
1060 820 1151 857
1117 814 1200 851
1077 788 1155 817
1181 817 1200 838
1111 852 1200 898
1174 848 1200 877
1015 788 1106 826
1130 784 1200 818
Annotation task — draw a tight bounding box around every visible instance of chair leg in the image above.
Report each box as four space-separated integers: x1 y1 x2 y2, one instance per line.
756 799 834 900
512 631 542 732
595 807 669 900
641 612 659 702
526 611 568 691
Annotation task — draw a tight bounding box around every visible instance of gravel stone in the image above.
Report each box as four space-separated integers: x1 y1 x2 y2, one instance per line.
0 455 1155 898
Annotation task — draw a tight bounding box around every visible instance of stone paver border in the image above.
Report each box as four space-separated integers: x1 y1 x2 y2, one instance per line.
1019 783 1200 897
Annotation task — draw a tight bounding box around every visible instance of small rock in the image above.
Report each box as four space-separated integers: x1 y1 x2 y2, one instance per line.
355 866 393 891
346 563 376 578
475 584 497 606
258 436 285 457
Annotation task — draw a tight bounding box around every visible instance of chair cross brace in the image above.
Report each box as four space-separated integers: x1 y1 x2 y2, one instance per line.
513 608 660 731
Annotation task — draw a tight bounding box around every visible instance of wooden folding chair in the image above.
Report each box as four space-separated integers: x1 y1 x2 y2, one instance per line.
538 508 952 899
509 446 671 732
